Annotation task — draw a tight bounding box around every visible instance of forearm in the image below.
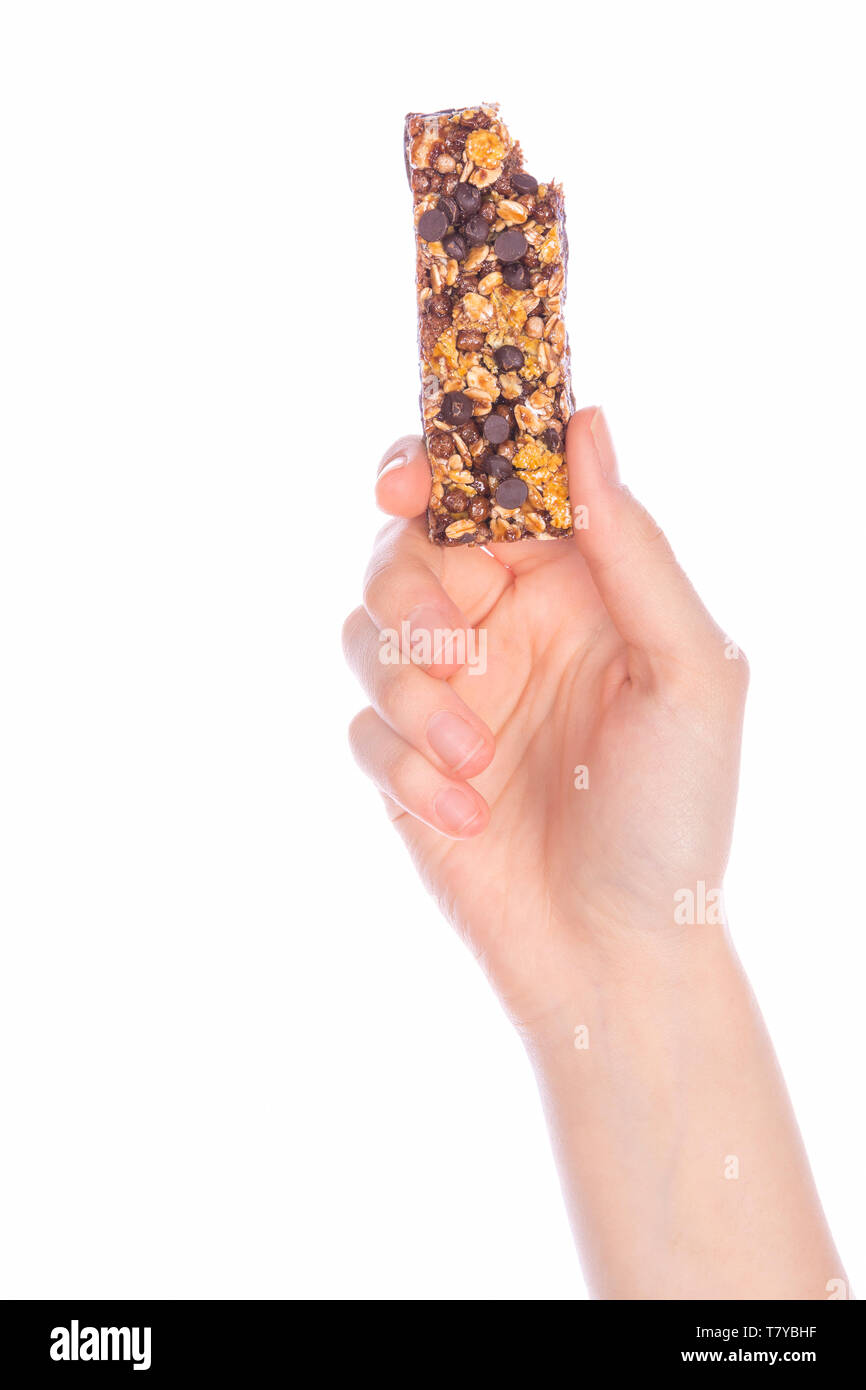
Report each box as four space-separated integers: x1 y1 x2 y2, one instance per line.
526 926 844 1300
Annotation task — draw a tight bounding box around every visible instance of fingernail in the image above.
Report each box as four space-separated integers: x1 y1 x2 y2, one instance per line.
589 408 620 484
434 785 481 835
427 711 485 772
378 450 409 478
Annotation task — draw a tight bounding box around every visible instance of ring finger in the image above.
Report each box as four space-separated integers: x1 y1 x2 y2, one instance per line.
348 707 489 839
342 606 495 778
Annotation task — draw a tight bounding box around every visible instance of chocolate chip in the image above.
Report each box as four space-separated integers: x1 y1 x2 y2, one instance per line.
437 196 457 225
440 391 473 426
483 413 510 445
455 183 481 217
494 229 528 262
418 208 448 242
488 455 514 481
495 476 528 509
494 344 524 371
464 214 490 246
541 426 562 452
456 328 485 351
469 497 490 522
442 232 467 261
512 172 539 195
429 431 455 460
444 489 468 513
502 262 530 290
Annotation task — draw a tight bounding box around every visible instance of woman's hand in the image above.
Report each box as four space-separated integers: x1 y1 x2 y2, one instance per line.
344 408 748 1029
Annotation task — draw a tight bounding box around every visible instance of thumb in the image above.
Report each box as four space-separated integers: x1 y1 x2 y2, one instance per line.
566 408 723 664
375 434 431 518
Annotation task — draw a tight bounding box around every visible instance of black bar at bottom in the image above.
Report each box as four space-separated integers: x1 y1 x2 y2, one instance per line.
0 1297 862 1378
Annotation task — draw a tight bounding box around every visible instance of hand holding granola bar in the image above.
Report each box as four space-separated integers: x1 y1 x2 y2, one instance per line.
343 401 842 1299
342 106 842 1299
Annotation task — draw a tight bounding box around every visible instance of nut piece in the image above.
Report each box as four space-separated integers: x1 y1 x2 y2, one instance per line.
498 199 529 224
539 228 560 265
464 245 490 273
466 365 498 398
477 270 503 295
462 292 495 325
465 130 506 169
445 518 478 540
528 387 555 417
514 403 538 434
499 371 522 400
469 164 503 189
411 130 438 168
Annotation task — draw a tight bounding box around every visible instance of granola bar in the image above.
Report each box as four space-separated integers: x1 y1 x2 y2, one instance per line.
405 103 575 545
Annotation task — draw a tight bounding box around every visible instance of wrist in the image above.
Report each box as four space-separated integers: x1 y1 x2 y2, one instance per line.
516 919 742 1070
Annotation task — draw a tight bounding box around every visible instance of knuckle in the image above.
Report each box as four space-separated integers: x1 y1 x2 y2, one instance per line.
626 492 668 551
341 606 366 660
376 666 409 723
361 568 385 619
385 744 416 793
347 707 373 761
372 516 403 552
362 559 396 619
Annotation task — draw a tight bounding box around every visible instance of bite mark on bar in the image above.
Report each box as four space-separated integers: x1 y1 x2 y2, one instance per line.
405 103 575 545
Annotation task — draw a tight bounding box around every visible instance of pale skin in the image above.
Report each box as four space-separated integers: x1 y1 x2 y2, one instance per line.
343 407 845 1299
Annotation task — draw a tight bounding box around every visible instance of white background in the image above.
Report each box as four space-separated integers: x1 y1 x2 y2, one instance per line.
1 0 863 1299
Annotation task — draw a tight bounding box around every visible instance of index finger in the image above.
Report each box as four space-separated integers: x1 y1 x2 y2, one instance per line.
362 516 472 681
